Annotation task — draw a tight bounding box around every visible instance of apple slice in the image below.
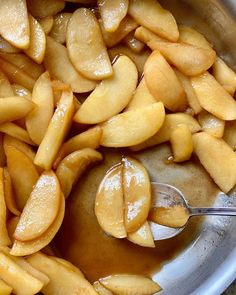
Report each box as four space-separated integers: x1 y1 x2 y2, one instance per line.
38 17 54 35
191 72 236 120
100 274 161 295
100 102 165 147
7 216 19 242
74 55 138 124
24 15 46 64
128 0 178 41
223 121 236 150
0 133 6 167
0 69 14 98
50 13 72 44
0 37 21 53
27 0 65 18
5 145 39 211
10 192 65 256
51 257 84 278
198 110 225 138
124 31 145 53
34 89 75 170
0 123 35 145
95 163 126 239
44 36 96 93
26 72 54 145
98 0 128 33
0 279 12 295
93 281 113 295
125 78 156 111
0 0 30 49
193 132 236 193
67 8 112 80
27 252 97 295
0 97 34 125
14 171 61 242
100 16 138 48
131 113 201 151
53 126 102 169
0 168 11 246
0 251 43 295
56 148 103 198
144 51 187 112
127 221 155 248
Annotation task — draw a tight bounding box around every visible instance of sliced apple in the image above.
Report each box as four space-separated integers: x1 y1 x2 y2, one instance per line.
27 252 97 295
0 69 14 98
56 148 103 198
0 168 11 246
0 0 30 49
0 97 34 125
128 0 178 41
27 0 65 18
93 281 113 295
50 13 72 44
127 221 155 248
198 110 225 138
5 145 39 211
38 16 54 35
95 163 126 239
125 77 156 111
0 133 6 167
0 279 12 295
191 72 236 120
34 89 75 170
100 16 138 48
170 124 193 162
7 216 19 242
51 257 84 278
26 72 54 145
144 51 187 112
24 15 46 64
10 192 65 256
74 55 138 124
67 8 112 80
124 31 145 53
0 252 43 295
54 126 102 169
0 37 21 53
14 171 61 242
193 132 236 193
100 102 165 147
100 274 161 295
0 123 35 145
223 121 236 150
44 37 96 93
131 113 201 151
12 84 31 98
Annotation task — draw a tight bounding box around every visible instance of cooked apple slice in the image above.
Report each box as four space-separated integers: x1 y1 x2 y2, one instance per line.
51 257 84 278
27 0 65 18
74 55 138 124
125 78 156 111
67 8 112 80
0 0 30 49
223 121 236 150
149 206 189 228
100 274 161 295
122 156 151 233
198 110 225 138
93 281 113 295
170 124 193 162
124 31 145 53
0 37 21 53
127 221 155 248
0 69 14 98
38 17 54 35
0 133 6 167
193 132 236 193
0 57 35 90
145 51 187 112
100 102 165 147
0 168 11 246
28 252 97 295
44 37 96 93
7 216 19 242
98 0 128 33
95 163 126 239
191 72 236 120
34 89 75 170
50 13 72 44
0 97 34 125
174 69 202 115
5 146 39 211
56 148 102 198
0 279 12 295
14 171 60 242
100 16 138 48
24 15 46 64
128 0 178 41
10 192 65 256
0 252 43 295
54 126 102 169
131 113 201 151
26 72 54 145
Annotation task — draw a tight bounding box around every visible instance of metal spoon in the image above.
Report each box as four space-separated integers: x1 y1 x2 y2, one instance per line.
150 182 236 241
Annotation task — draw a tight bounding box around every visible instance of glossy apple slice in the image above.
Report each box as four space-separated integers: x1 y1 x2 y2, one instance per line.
0 279 12 295
127 221 155 248
0 69 14 98
27 0 65 18
50 13 72 44
197 110 225 138
38 16 54 35
93 281 113 295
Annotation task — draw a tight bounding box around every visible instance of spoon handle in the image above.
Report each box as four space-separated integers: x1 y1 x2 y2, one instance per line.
190 207 236 216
